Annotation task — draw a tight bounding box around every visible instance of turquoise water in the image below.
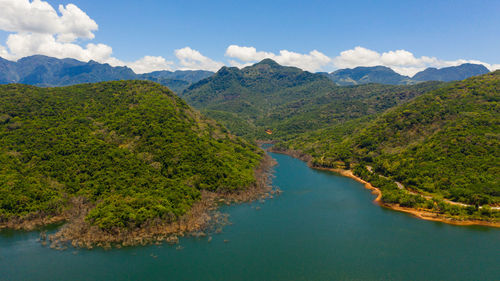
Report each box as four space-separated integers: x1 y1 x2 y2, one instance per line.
1 152 499 281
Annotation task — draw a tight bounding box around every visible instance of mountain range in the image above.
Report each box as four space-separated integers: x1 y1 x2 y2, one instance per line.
0 55 213 93
412 63 490 82
322 63 490 85
0 56 491 91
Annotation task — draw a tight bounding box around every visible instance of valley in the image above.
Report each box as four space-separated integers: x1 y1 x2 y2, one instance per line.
0 57 498 250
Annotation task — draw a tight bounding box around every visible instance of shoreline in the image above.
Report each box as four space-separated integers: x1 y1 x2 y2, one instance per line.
0 215 67 231
0 154 278 248
268 148 500 228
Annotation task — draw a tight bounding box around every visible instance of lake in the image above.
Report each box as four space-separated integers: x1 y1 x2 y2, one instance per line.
1 152 499 281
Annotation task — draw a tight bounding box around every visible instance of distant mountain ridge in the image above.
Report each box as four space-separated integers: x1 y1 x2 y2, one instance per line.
322 63 490 85
0 55 491 91
0 55 214 92
412 63 490 82
325 66 414 86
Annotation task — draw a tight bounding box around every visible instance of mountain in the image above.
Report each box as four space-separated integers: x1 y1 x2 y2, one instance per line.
279 71 500 220
325 66 414 85
0 57 18 83
0 55 214 93
0 81 263 239
182 58 335 111
321 64 491 85
182 59 443 139
412 63 490 82
180 58 338 137
12 55 137 86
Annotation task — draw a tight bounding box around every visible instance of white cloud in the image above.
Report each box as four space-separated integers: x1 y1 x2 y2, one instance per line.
0 44 11 60
226 45 273 62
126 56 174 74
5 33 113 62
175 47 224 71
225 45 331 72
333 46 499 76
0 0 114 63
274 50 331 72
0 0 98 42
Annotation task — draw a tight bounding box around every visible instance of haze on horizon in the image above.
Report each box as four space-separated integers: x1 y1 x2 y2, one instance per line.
0 0 499 76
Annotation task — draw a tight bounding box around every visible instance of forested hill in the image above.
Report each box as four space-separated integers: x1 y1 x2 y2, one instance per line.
0 81 263 231
280 71 500 211
181 58 336 117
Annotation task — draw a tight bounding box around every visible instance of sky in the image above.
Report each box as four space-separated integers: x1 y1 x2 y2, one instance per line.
0 0 499 76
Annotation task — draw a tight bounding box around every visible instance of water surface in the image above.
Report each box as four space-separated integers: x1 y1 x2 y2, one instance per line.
1 153 499 281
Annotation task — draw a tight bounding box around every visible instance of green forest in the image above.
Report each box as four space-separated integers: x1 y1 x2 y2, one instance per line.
0 81 263 230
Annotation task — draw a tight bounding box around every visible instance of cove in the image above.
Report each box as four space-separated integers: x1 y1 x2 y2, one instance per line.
1 152 499 281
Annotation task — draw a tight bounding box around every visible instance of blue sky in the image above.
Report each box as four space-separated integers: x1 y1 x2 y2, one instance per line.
0 0 499 75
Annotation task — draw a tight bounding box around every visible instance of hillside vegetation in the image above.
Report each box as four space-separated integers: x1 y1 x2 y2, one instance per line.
0 81 263 231
181 59 335 120
278 71 500 220
258 82 442 139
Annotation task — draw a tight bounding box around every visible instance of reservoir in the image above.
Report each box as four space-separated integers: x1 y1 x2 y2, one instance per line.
1 152 499 281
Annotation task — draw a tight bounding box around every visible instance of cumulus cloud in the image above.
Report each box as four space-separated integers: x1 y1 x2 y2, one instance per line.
0 44 10 59
0 0 98 42
125 56 174 74
5 33 113 62
333 46 499 76
0 0 116 64
174 47 224 71
226 45 273 62
225 45 331 72
0 0 176 73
